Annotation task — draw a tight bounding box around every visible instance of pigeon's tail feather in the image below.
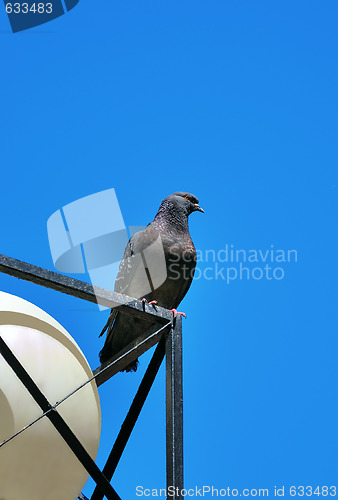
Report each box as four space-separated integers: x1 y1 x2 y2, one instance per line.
99 339 139 372
99 309 117 338
124 359 139 372
99 322 116 363
99 323 108 338
99 311 140 372
98 342 112 364
99 310 117 363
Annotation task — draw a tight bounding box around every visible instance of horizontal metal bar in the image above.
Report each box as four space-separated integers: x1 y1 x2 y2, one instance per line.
93 322 171 386
0 254 172 323
0 336 121 500
91 335 167 500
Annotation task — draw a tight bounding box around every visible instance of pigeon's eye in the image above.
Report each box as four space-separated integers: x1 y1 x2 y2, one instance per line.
184 196 189 201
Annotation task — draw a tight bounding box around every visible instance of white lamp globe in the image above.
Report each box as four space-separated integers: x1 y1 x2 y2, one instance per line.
0 291 101 500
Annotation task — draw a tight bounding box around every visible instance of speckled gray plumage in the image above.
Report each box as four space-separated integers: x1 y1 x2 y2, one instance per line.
99 192 204 371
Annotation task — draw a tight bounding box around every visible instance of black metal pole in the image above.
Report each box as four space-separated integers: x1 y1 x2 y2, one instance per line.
165 315 184 498
91 334 167 500
0 254 172 323
0 336 121 500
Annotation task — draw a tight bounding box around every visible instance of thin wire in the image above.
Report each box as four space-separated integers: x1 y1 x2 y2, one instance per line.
0 406 55 447
55 321 171 407
0 321 171 449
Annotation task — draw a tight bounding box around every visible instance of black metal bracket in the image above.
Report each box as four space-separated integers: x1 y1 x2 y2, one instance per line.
0 254 184 499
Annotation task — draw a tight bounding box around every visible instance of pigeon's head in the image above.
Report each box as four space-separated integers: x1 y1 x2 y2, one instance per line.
158 192 204 219
171 192 204 215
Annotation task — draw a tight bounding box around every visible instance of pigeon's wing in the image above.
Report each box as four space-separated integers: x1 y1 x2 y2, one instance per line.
99 225 161 366
99 225 159 342
114 223 161 299
98 233 138 339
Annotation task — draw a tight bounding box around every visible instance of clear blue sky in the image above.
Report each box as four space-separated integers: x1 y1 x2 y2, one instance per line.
1 0 337 498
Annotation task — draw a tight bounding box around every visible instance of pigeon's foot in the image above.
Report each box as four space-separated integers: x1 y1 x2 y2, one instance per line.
141 298 158 307
170 308 187 319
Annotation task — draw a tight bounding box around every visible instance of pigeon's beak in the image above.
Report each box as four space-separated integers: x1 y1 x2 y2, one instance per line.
193 204 204 213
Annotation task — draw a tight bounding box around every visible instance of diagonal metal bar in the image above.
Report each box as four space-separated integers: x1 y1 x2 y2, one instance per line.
0 254 172 323
166 315 184 498
91 334 167 500
0 336 121 500
93 322 171 386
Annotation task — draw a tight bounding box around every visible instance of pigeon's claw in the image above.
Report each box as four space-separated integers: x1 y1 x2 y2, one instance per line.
170 308 187 319
141 298 158 308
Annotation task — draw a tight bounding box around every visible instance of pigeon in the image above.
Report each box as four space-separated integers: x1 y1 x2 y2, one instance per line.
99 192 204 371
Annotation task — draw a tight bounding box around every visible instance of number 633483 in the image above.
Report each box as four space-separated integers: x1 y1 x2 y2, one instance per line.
5 3 53 14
